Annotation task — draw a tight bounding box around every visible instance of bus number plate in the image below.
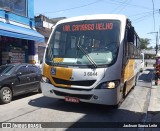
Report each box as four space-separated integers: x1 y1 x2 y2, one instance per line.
65 96 80 103
84 72 97 76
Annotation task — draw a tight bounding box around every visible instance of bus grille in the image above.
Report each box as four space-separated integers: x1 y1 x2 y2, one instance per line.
52 77 96 86
54 90 93 100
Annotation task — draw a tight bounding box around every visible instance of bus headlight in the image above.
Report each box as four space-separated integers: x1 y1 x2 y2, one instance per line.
100 80 120 89
42 76 51 83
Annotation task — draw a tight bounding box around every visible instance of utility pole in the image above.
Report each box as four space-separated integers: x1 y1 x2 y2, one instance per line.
148 32 158 55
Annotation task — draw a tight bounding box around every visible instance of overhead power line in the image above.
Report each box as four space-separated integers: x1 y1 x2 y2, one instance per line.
132 10 159 23
41 0 100 14
37 0 156 16
104 0 154 10
133 10 159 21
129 10 159 17
110 0 132 13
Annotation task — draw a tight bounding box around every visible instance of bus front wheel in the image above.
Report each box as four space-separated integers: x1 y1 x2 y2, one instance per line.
123 83 127 99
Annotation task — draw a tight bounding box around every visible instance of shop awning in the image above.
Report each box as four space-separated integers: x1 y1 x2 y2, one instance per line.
0 22 44 42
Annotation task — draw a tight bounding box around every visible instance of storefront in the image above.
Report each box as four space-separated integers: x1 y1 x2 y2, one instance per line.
0 22 44 65
0 0 45 65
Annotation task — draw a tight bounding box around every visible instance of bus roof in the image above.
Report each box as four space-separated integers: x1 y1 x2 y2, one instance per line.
56 14 128 25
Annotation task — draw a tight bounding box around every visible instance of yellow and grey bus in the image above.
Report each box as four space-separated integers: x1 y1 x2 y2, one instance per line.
41 14 141 106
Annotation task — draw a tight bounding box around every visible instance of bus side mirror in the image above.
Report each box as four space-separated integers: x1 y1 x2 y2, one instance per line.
127 27 134 43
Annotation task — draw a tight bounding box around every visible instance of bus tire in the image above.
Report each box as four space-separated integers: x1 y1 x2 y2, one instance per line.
123 83 127 99
133 75 138 89
37 83 42 93
112 104 119 109
38 87 42 93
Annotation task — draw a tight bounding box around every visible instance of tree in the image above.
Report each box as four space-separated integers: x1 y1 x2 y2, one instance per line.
148 46 153 49
140 38 150 49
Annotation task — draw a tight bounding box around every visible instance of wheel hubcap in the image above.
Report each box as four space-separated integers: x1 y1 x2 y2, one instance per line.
2 89 11 102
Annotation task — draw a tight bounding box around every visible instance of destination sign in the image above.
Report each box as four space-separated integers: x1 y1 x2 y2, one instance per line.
63 23 113 32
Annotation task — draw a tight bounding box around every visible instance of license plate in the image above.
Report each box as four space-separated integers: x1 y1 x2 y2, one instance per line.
65 96 80 103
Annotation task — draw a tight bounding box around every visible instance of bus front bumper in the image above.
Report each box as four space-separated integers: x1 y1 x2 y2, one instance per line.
40 82 122 106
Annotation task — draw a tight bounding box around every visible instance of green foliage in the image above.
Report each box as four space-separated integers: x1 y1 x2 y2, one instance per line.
140 38 150 49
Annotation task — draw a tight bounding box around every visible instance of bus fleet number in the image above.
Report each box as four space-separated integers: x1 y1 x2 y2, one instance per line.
84 72 97 76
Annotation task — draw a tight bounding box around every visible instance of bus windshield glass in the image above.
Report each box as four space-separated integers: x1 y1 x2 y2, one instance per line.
45 20 120 67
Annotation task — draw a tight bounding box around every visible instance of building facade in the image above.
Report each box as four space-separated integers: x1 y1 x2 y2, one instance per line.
35 15 53 63
0 0 44 65
35 15 66 62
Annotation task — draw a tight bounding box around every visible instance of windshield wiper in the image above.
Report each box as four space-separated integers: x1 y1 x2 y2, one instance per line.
77 39 97 68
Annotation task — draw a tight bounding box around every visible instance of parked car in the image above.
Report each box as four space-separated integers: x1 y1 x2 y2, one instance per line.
0 63 42 104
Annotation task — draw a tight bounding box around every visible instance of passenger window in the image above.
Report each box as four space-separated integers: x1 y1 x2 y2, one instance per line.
28 66 38 73
17 66 28 74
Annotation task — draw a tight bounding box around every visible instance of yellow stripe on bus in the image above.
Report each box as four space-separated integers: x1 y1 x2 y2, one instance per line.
55 67 72 80
122 59 135 82
53 58 64 63
43 63 72 88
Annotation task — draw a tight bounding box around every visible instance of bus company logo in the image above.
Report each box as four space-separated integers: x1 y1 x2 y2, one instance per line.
51 68 56 75
2 123 11 128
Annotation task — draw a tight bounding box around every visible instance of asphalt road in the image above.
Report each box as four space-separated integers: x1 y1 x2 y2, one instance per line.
0 68 154 131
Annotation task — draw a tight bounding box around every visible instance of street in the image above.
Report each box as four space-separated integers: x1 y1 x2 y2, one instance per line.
0 67 158 131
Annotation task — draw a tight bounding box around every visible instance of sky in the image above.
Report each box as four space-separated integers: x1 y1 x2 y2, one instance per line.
34 0 160 47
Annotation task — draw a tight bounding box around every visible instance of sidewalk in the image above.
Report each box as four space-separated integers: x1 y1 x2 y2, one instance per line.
148 81 160 112
147 67 160 123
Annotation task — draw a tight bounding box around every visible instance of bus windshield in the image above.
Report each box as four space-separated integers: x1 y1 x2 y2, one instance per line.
45 20 120 67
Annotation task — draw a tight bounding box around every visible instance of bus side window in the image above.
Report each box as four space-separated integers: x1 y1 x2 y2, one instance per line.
124 30 129 58
127 27 134 43
122 30 129 69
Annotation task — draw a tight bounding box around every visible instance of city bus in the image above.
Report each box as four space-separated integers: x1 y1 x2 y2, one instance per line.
41 14 141 106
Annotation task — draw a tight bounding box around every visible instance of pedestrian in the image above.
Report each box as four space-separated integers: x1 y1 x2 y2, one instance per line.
155 53 160 85
145 61 148 67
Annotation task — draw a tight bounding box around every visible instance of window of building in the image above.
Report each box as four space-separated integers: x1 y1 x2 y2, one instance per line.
0 0 27 17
